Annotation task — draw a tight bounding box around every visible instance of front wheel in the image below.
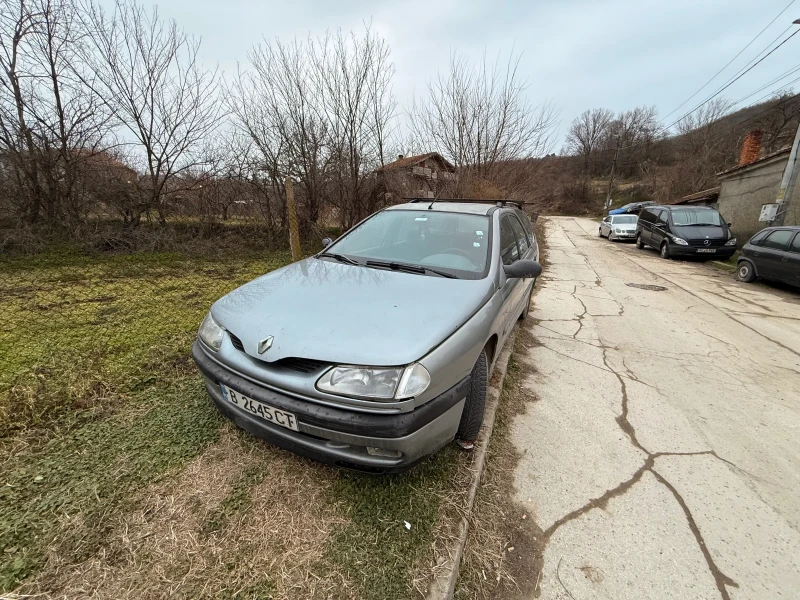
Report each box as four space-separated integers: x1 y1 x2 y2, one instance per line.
737 261 756 283
660 241 671 259
635 234 645 249
456 349 488 444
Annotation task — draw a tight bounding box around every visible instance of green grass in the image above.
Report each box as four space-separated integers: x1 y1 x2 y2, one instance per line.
323 447 462 599
0 248 291 591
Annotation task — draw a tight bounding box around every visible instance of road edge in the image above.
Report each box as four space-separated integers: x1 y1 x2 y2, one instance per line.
426 328 518 600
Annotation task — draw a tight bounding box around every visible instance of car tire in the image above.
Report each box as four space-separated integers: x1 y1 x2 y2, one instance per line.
737 261 756 283
598 227 604 238
609 232 616 242
456 349 488 443
660 241 670 259
635 234 644 249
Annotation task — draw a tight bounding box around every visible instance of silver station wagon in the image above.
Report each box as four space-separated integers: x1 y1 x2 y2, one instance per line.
192 200 541 473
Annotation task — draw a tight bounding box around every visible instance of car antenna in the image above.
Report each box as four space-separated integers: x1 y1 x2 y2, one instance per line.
428 197 436 210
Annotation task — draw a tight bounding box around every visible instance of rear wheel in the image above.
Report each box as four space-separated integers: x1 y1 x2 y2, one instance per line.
635 234 645 249
598 227 604 238
737 261 756 283
456 349 488 444
660 241 671 259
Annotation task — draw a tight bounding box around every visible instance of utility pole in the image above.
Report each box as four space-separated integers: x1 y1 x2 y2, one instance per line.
772 120 800 226
772 18 800 226
605 136 621 215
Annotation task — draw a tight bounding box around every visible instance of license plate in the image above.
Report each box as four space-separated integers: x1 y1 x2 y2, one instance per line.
697 248 716 253
220 384 299 431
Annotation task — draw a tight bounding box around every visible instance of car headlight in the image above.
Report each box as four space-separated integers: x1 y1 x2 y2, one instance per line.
316 363 431 400
725 238 737 246
669 235 689 246
614 228 622 234
198 312 225 351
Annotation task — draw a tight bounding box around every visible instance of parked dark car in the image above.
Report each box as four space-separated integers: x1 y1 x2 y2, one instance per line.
608 201 655 216
736 226 800 287
635 205 737 260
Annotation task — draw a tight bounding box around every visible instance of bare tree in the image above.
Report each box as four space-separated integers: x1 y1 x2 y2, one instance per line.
82 0 221 226
564 108 613 175
410 50 558 195
753 92 800 153
0 0 111 226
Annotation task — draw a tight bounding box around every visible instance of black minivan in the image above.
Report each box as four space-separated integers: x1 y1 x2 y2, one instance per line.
635 205 737 260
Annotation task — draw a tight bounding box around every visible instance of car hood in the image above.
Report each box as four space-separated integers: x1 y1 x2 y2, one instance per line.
211 257 496 366
674 225 728 240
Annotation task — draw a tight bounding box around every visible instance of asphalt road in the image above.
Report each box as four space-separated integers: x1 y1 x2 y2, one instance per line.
511 216 800 599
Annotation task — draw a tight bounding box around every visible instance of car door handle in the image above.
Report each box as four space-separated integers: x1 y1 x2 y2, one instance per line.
753 252 760 256
782 257 789 261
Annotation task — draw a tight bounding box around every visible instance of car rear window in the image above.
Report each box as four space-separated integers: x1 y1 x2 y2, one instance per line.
762 230 793 250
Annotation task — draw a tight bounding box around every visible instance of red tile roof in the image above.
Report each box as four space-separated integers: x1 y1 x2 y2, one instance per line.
376 152 455 172
716 146 791 177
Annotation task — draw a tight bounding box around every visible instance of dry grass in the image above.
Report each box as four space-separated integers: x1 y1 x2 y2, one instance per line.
18 426 347 600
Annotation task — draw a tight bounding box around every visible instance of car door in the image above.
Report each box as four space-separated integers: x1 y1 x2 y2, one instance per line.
650 209 669 248
600 216 611 237
782 232 800 285
638 208 655 245
755 229 793 279
509 215 535 312
499 214 522 338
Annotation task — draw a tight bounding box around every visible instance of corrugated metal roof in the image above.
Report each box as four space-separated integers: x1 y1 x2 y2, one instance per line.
663 186 720 205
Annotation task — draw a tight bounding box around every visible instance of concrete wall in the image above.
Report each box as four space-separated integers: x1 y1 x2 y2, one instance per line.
717 154 800 244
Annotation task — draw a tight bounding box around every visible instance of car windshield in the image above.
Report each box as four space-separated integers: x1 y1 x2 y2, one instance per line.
671 209 723 226
612 215 637 224
326 209 491 277
617 203 634 210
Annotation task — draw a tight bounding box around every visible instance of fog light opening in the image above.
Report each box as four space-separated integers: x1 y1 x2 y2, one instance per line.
366 446 402 458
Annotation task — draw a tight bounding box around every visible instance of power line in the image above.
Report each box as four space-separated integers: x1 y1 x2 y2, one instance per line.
660 0 797 123
730 62 800 106
661 28 800 132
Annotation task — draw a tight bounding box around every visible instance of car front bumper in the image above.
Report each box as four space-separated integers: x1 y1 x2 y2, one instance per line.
192 341 468 473
611 231 636 240
669 245 736 259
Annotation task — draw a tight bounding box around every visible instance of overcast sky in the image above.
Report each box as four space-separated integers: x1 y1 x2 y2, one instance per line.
130 0 799 152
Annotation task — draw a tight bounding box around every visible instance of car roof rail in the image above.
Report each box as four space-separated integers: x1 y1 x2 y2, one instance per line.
404 197 531 210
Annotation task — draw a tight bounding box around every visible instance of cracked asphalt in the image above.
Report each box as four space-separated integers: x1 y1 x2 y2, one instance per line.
511 216 800 599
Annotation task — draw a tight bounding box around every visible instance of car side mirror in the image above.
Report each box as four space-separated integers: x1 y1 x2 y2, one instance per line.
503 259 542 279
322 237 332 248
727 223 732 228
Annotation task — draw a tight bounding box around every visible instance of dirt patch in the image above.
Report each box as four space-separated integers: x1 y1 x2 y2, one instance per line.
19 426 346 599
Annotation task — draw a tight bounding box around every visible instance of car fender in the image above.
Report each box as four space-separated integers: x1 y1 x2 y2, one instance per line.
417 287 506 402
738 256 759 277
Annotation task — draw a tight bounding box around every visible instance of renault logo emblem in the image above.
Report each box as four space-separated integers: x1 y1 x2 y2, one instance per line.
258 336 274 354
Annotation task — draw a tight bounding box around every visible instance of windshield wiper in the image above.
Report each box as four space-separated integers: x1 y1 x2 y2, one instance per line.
365 260 457 279
317 252 359 265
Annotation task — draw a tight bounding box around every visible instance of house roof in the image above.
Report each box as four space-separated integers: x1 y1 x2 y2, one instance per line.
663 186 720 206
716 146 792 178
376 152 455 172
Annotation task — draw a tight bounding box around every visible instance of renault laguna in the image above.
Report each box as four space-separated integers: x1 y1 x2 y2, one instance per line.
192 200 541 473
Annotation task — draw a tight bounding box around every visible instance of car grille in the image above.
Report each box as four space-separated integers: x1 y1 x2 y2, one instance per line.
687 239 726 248
227 333 329 373
278 358 330 373
229 332 245 351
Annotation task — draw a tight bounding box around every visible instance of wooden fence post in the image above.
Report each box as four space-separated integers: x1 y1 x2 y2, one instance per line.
285 176 301 262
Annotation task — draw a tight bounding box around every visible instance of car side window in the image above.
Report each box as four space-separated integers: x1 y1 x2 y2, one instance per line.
500 215 520 265
510 216 529 255
762 230 793 250
640 209 655 223
657 210 668 226
749 230 769 245
789 233 800 254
